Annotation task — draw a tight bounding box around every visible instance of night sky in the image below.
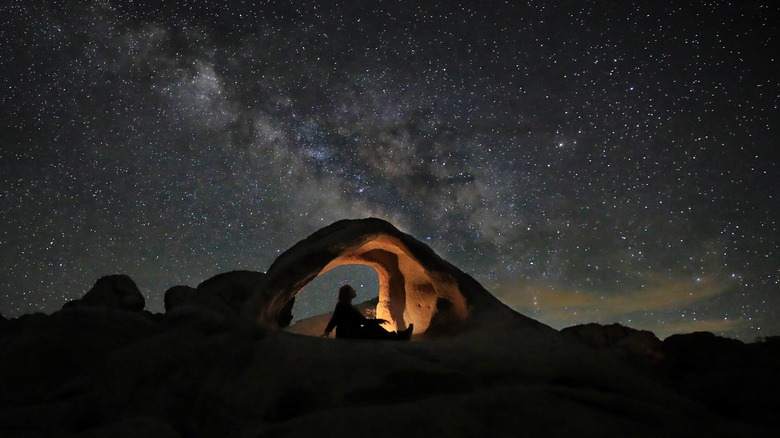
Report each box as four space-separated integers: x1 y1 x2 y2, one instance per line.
1 1 778 340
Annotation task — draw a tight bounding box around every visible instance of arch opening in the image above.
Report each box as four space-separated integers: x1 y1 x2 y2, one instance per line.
294 234 466 334
288 264 379 325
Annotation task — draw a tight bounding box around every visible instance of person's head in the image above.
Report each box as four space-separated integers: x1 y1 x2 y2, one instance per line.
338 284 357 302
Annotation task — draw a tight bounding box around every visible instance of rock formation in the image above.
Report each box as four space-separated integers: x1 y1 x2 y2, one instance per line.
658 332 780 424
164 270 266 319
242 217 533 335
562 322 665 364
63 274 145 312
164 285 198 312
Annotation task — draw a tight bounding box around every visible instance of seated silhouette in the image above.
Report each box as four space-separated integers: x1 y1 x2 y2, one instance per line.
323 285 412 340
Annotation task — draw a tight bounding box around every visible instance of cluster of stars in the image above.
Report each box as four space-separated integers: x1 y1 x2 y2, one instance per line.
1 1 777 340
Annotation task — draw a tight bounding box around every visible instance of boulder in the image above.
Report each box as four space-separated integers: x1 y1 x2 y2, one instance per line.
63 275 145 312
197 270 266 316
163 285 197 312
661 331 748 371
562 322 664 364
163 271 265 319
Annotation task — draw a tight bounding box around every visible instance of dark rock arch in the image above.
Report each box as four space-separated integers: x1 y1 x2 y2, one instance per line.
242 218 521 335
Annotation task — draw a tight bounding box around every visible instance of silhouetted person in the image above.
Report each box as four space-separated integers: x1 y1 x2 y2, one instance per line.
323 285 412 340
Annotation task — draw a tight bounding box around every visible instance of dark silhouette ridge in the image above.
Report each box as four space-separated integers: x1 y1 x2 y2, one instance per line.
164 270 265 318
658 331 780 425
563 323 780 427
62 274 145 312
562 322 664 365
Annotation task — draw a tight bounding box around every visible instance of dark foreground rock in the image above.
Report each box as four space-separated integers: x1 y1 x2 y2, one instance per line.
563 323 780 429
660 332 780 426
0 308 776 437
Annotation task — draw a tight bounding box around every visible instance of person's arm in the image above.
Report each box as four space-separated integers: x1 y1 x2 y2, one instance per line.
344 305 386 326
323 304 341 337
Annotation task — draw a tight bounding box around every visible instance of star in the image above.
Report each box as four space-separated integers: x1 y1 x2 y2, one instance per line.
0 1 777 341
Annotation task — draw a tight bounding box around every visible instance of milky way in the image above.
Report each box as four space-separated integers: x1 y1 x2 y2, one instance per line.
1 1 778 340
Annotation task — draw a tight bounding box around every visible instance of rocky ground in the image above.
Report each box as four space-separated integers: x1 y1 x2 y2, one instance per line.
1 276 778 437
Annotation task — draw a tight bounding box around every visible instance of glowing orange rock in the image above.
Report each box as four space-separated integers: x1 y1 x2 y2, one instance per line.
243 218 514 335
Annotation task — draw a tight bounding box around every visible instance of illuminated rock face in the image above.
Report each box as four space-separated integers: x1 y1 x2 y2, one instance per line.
243 218 513 335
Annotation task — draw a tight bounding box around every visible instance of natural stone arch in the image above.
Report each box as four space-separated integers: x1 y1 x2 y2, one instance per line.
243 218 515 335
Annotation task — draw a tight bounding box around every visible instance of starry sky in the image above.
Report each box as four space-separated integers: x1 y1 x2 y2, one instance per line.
1 1 778 340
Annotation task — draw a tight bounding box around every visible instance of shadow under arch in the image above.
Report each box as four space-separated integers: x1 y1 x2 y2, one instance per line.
243 218 515 335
